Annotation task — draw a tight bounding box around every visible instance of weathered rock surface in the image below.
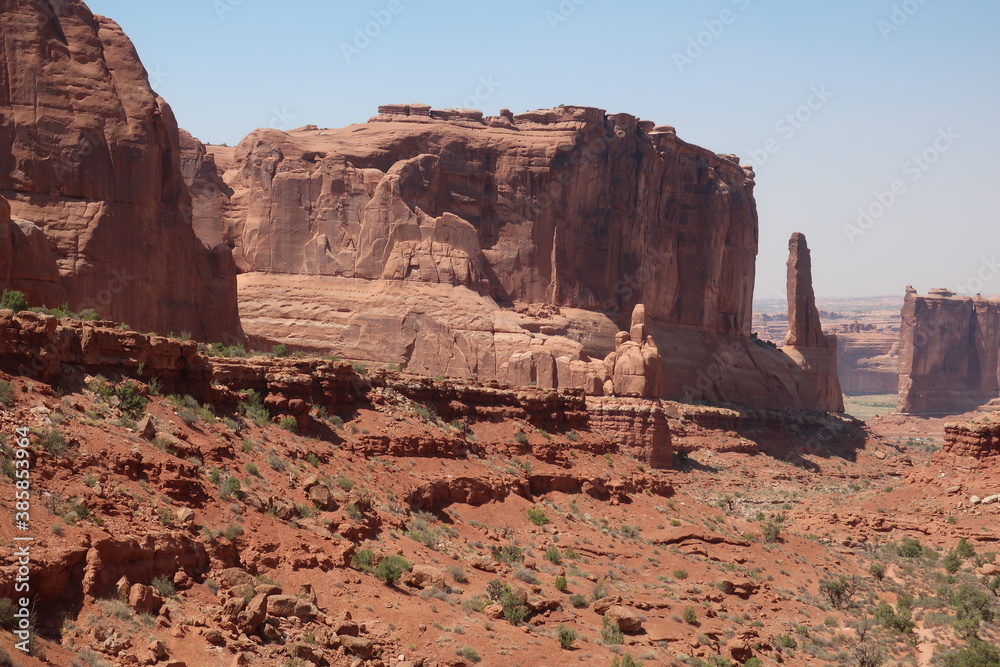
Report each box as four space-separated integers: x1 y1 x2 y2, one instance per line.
0 0 242 341
936 416 1000 469
897 288 1000 413
830 322 900 395
780 234 843 412
183 106 842 412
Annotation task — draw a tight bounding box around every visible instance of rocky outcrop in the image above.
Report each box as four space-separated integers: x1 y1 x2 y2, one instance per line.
897 288 1000 413
180 104 843 411
0 194 68 306
0 0 242 341
586 396 672 468
780 234 843 412
936 416 1000 469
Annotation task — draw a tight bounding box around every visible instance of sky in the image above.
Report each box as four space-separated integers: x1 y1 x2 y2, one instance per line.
85 0 1000 301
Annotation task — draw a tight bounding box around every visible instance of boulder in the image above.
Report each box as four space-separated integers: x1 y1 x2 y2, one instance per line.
605 605 643 633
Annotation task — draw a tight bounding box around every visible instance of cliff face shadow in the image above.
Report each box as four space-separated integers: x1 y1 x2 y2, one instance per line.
733 411 870 468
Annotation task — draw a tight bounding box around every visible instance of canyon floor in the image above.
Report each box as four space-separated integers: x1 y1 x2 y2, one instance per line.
1 333 998 667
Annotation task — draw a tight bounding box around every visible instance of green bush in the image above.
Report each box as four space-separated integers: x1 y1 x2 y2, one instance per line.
601 616 624 644
38 428 68 456
491 544 525 564
775 633 797 649
374 555 411 586
350 549 378 573
944 550 963 574
897 537 923 558
956 537 976 559
820 575 858 608
1 289 28 313
743 660 764 667
557 625 576 649
455 646 481 664
271 344 289 358
514 430 529 445
336 474 354 491
869 562 886 581
278 417 298 433
527 507 550 526
611 654 642 667
239 389 269 426
762 520 782 543
115 381 148 419
673 569 689 580
485 579 528 624
219 476 242 498
569 593 588 608
545 546 562 565
942 639 1000 667
150 575 176 598
555 575 568 593
682 606 697 625
874 598 915 633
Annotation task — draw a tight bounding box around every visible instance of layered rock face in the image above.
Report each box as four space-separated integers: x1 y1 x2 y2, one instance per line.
897 287 1000 413
0 0 242 341
936 416 1000 469
184 104 841 411
831 323 899 395
779 234 843 412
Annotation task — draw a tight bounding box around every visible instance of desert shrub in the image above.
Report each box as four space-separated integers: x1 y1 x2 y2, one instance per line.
601 616 624 644
350 549 378 573
151 575 176 598
611 655 642 667
39 428 69 456
682 606 697 625
869 562 886 581
336 474 354 491
545 546 562 564
820 575 858 608
557 625 576 649
569 593 588 608
948 582 995 624
485 579 528 624
555 575 568 592
762 520 782 543
775 633 797 649
267 454 287 472
874 598 915 633
278 417 298 433
244 462 260 477
673 569 689 580
491 544 525 564
513 566 539 585
224 524 243 541
743 660 764 667
897 536 923 558
271 344 288 358
239 389 269 426
351 362 367 375
527 507 550 526
115 381 148 419
374 555 411 586
956 537 976 559
1 289 27 313
219 476 242 498
0 381 14 407
455 647 481 664
514 430 529 445
942 639 1000 667
944 550 963 574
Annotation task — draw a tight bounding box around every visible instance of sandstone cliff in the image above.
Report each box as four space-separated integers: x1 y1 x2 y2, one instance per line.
0 0 242 341
185 105 842 412
898 287 1000 413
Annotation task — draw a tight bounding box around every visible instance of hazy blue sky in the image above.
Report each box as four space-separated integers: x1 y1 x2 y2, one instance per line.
85 0 999 300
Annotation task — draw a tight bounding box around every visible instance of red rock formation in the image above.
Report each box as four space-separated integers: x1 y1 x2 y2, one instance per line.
780 234 843 412
897 288 1000 413
0 0 242 341
936 415 1000 469
180 105 843 411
